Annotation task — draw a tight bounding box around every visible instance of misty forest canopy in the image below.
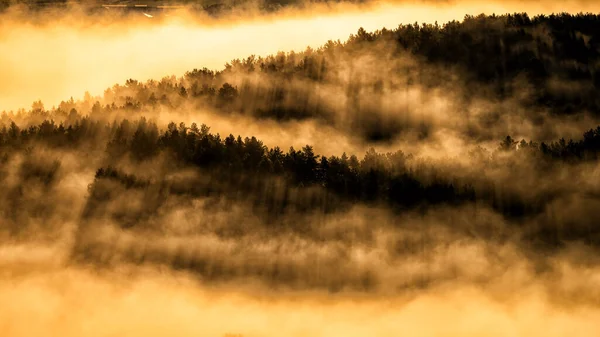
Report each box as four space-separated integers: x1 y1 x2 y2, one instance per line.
4 13 600 144
4 13 600 209
4 13 600 290
7 12 600 140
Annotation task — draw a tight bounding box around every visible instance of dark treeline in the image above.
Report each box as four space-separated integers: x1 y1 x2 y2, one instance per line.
241 12 600 114
2 117 469 211
3 12 596 143
3 13 600 144
4 115 600 220
5 116 600 165
115 13 600 115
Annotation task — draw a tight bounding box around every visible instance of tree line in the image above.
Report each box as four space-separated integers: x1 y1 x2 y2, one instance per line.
5 13 599 128
4 116 600 223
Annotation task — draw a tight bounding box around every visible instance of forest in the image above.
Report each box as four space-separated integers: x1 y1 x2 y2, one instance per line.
3 11 600 307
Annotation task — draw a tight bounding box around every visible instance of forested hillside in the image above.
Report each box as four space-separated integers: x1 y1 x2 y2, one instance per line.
3 13 600 292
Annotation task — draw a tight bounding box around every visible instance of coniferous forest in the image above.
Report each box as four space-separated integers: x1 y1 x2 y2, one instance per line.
3 7 600 336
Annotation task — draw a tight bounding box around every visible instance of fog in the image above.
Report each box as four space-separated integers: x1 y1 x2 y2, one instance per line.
2 0 600 112
2 139 600 336
2 265 600 337
3 1 600 336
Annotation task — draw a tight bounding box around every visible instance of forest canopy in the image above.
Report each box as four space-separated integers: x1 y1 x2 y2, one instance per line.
2 12 600 293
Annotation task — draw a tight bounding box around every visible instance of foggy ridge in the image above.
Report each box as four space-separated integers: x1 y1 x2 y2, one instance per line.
3 6 600 337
